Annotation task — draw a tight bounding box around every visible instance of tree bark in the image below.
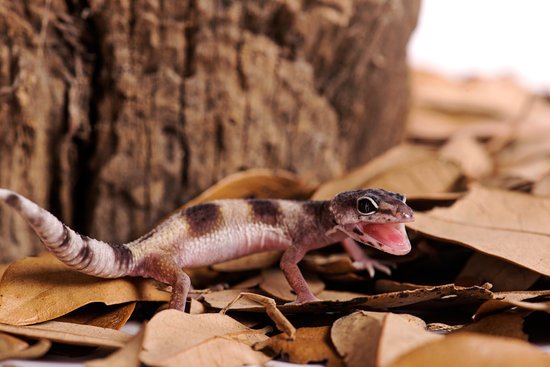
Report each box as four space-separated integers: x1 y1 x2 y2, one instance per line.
0 0 420 261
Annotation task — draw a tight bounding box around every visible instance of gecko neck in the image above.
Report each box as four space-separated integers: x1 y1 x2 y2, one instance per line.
312 200 347 243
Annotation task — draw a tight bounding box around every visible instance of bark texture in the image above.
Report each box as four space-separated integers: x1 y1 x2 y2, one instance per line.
0 0 419 261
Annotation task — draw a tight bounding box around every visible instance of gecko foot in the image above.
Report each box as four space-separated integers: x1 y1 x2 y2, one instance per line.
352 258 393 278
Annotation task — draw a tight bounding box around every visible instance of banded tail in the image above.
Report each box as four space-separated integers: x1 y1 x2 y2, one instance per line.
0 189 134 278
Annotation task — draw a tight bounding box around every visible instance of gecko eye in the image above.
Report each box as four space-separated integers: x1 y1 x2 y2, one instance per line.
357 197 378 215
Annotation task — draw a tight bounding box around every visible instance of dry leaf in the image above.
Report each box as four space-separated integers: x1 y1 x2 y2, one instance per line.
457 252 540 291
260 326 344 367
408 185 550 276
212 251 281 272
86 324 146 367
183 168 315 208
157 336 270 367
331 311 441 367
440 134 492 179
56 302 136 329
140 309 269 366
475 290 550 319
259 268 325 301
204 284 492 313
388 332 550 367
0 254 169 325
458 313 527 340
313 144 461 200
0 321 132 348
0 338 51 362
0 332 28 360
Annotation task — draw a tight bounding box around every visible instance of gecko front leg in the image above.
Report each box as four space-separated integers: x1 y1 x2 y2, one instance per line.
342 238 392 277
280 245 321 304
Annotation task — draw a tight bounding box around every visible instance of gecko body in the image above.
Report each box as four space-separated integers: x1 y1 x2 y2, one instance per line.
0 188 413 310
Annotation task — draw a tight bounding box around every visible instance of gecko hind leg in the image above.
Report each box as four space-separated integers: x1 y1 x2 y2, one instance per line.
141 255 191 311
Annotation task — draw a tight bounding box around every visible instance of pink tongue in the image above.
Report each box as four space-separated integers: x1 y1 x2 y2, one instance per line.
364 223 406 247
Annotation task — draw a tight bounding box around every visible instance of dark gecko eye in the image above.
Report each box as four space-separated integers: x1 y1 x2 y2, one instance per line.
357 197 378 215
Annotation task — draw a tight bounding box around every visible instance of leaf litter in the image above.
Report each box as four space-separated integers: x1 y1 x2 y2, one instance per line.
1 71 550 365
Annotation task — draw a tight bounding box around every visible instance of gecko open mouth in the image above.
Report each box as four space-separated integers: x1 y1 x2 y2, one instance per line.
345 221 412 256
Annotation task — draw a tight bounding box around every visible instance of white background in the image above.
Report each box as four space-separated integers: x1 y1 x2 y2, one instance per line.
409 0 550 92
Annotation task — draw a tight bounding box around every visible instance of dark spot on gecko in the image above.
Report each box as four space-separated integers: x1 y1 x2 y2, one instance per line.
58 226 71 248
77 243 91 264
249 200 280 226
184 203 222 237
113 244 133 271
5 194 21 209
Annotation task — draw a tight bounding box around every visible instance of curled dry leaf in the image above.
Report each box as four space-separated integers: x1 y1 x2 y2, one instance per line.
0 331 28 360
140 309 269 366
183 168 315 208
331 311 441 367
408 185 550 276
204 284 493 313
86 324 146 367
259 268 324 301
0 254 169 325
259 326 344 367
387 332 550 367
0 321 132 348
55 302 136 329
312 144 461 200
457 252 540 291
0 337 51 362
474 290 550 319
533 172 550 196
303 254 357 275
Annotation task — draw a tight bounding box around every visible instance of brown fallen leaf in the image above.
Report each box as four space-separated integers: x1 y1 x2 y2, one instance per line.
474 290 550 319
312 144 461 200
331 311 441 367
204 284 493 313
0 321 132 348
440 134 493 179
0 254 169 325
157 337 271 367
388 332 550 367
183 168 315 208
0 264 8 281
212 250 281 272
86 323 146 367
408 185 550 277
458 313 527 340
140 309 269 366
259 268 325 302
56 302 136 329
457 252 540 291
259 326 344 367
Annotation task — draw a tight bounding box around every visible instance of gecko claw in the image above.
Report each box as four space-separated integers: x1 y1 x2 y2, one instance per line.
352 259 392 277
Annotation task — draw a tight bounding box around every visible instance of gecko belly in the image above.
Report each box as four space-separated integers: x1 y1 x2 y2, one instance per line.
178 225 290 268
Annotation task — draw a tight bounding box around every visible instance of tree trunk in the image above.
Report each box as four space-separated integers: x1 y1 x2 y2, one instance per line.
0 0 420 262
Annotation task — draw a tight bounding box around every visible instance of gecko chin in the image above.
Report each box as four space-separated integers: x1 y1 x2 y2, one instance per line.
344 222 412 256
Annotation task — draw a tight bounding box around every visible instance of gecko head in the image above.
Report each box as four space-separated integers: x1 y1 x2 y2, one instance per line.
328 189 414 255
